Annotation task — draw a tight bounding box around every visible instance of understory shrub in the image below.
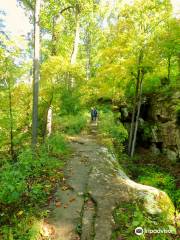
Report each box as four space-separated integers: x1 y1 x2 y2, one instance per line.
55 112 88 134
99 110 128 151
59 88 82 115
0 134 68 239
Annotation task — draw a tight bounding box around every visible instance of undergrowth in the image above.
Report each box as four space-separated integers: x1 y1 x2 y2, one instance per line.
111 202 176 240
98 109 128 152
0 134 69 239
54 112 88 135
118 154 180 210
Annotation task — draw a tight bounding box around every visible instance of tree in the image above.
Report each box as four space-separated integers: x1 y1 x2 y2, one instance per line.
120 0 173 156
70 4 80 65
32 0 41 146
0 33 30 159
156 18 180 84
39 0 96 138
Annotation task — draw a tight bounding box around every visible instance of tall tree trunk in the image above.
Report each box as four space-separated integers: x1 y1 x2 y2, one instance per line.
130 72 144 157
69 5 80 87
86 29 91 80
51 16 57 56
46 106 52 137
42 16 56 140
42 11 61 140
32 0 41 146
128 51 143 155
70 6 80 65
128 75 140 155
8 79 14 160
42 94 53 140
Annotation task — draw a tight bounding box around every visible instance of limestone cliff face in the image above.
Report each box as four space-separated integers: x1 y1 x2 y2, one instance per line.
145 91 180 162
117 90 180 161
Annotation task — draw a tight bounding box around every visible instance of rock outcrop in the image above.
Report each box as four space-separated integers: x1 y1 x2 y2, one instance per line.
120 91 180 162
146 91 180 162
41 133 175 240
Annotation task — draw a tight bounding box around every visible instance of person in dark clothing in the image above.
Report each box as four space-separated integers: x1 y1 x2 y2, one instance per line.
91 107 98 122
93 108 97 121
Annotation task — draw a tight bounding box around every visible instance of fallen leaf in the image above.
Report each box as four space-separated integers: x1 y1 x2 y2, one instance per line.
41 222 56 237
55 201 62 208
17 210 23 216
62 186 69 191
50 177 56 182
69 197 76 202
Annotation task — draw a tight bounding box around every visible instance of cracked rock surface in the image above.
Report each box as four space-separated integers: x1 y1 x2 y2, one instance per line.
44 126 175 240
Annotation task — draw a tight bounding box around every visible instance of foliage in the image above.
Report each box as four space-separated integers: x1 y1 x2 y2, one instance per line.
44 133 69 155
139 122 152 141
55 112 88 135
98 110 128 151
0 134 67 239
112 201 176 240
90 0 180 103
59 88 82 115
118 154 180 210
142 75 161 94
137 167 180 210
0 34 31 155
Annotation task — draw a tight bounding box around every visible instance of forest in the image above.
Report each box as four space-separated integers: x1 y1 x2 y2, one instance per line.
0 0 180 239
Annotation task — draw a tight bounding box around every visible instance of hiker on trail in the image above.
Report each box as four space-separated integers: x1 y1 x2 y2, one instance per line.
91 107 98 122
93 108 98 121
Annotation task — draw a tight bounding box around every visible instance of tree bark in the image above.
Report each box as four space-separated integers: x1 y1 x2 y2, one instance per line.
46 107 52 137
128 51 143 155
51 5 74 56
70 6 80 65
51 16 57 56
42 95 53 140
85 28 91 80
32 0 41 146
130 72 144 157
128 75 139 155
42 15 56 140
68 6 80 88
42 13 58 140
